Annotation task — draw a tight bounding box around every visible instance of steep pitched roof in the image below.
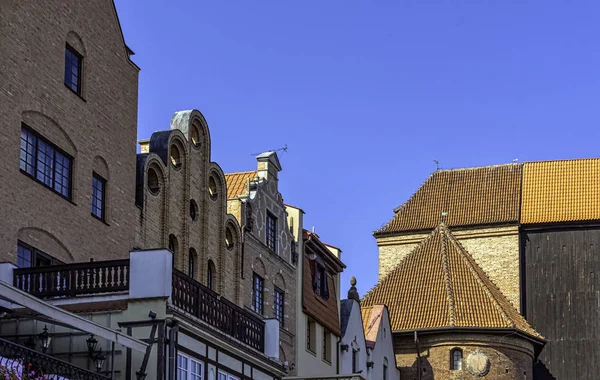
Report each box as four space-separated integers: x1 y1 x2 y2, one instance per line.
375 164 523 236
340 299 355 336
361 305 385 349
521 158 600 224
362 224 542 339
224 171 257 199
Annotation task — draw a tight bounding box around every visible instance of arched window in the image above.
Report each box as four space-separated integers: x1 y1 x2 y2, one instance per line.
208 176 218 200
450 348 463 370
207 260 215 290
170 143 182 169
191 123 202 148
188 249 197 279
225 227 234 250
383 358 388 380
147 167 160 195
168 235 178 268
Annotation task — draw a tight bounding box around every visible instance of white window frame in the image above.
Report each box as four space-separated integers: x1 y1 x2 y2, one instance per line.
217 369 239 380
177 352 204 380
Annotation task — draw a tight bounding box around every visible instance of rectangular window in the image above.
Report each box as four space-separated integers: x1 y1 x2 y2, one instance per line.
20 126 72 199
274 287 284 327
217 371 238 380
266 211 277 252
65 44 82 95
352 349 359 373
91 173 106 220
315 265 327 298
252 273 264 315
322 329 331 363
17 242 58 268
306 317 316 353
177 353 203 380
383 364 388 380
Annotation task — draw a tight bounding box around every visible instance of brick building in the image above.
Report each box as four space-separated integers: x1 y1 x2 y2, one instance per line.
374 158 600 379
0 0 139 266
225 152 297 372
363 224 545 379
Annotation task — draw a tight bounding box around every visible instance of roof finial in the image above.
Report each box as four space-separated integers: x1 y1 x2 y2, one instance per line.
434 159 440 171
440 211 448 225
348 276 360 303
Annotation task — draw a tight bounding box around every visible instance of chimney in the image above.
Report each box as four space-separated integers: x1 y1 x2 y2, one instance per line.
138 139 150 153
256 151 282 181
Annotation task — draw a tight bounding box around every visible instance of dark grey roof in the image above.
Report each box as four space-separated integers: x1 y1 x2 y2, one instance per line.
340 299 355 336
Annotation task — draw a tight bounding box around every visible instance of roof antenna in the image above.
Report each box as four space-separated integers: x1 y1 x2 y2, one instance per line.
513 158 519 163
434 160 440 171
251 144 289 156
312 226 316 234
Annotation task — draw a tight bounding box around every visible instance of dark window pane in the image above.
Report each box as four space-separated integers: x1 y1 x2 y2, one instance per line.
91 174 105 219
54 151 71 197
274 287 284 327
17 245 32 268
266 212 277 252
20 129 36 175
252 273 264 314
65 46 82 95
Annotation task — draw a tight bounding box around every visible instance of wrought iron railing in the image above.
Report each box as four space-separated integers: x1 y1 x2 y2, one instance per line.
0 337 108 380
13 259 130 299
283 376 366 380
172 269 265 352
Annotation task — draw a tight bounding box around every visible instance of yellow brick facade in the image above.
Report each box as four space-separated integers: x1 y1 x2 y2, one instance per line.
377 226 521 309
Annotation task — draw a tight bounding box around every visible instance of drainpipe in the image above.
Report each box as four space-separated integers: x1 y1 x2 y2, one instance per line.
336 336 342 375
414 331 421 380
168 321 179 380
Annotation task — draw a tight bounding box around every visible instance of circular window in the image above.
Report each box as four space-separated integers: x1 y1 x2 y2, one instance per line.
190 199 198 221
208 176 218 200
170 144 182 169
191 124 201 149
147 167 160 195
225 228 234 250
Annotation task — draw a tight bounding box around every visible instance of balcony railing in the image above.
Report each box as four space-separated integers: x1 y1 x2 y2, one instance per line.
0 337 108 380
13 259 130 299
171 269 265 352
283 376 366 380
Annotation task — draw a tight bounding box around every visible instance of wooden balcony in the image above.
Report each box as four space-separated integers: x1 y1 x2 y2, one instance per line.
13 259 130 299
171 269 265 352
0 337 108 380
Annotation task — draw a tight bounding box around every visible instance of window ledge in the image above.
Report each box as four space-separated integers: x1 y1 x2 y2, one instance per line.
306 348 316 357
322 358 332 365
91 214 110 226
64 83 86 102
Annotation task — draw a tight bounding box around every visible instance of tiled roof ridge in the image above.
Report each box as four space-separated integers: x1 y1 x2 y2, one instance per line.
439 225 456 327
524 156 600 165
442 226 516 329
224 170 258 176
436 162 522 172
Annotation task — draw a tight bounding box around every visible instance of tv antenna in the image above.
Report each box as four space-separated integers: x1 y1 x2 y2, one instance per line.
251 144 288 156
434 160 440 170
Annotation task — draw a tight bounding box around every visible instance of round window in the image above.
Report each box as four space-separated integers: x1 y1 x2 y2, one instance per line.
191 124 202 149
170 144 182 169
208 176 218 199
190 199 198 221
225 228 234 250
147 167 160 194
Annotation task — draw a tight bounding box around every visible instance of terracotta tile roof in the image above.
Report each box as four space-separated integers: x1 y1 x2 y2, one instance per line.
362 224 542 338
521 158 600 224
361 305 384 349
375 164 523 235
224 171 257 199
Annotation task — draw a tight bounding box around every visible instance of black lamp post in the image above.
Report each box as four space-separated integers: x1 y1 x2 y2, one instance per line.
38 325 50 353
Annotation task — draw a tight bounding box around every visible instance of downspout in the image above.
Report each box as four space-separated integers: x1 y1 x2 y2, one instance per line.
336 336 341 374
414 330 421 380
168 320 179 380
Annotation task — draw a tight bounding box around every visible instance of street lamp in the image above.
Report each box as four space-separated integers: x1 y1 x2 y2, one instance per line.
24 335 36 350
86 334 98 355
38 325 51 353
94 351 106 373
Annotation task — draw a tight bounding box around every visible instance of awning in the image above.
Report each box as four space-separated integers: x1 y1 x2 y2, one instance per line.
0 280 147 353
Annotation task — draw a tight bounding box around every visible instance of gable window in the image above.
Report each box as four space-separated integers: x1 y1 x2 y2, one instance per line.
274 287 284 327
352 349 359 373
20 126 72 199
322 329 331 363
266 211 277 252
450 348 463 370
314 264 329 299
17 242 59 268
91 173 106 220
64 44 83 96
177 353 203 380
252 273 264 314
306 317 316 353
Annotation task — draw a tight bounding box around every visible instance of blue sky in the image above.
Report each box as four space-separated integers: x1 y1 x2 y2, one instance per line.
115 0 600 297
